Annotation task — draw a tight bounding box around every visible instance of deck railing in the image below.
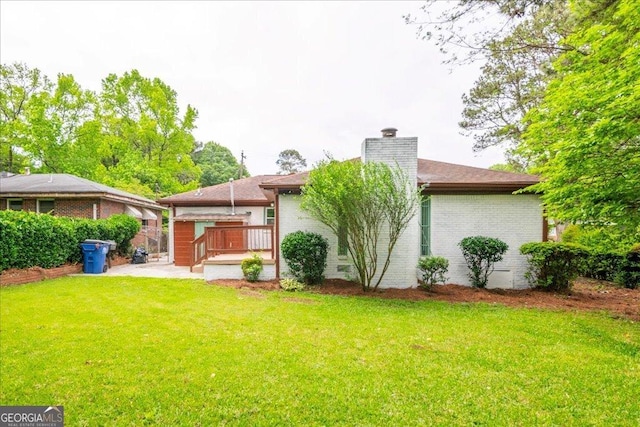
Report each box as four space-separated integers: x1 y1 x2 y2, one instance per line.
190 224 274 271
190 233 207 272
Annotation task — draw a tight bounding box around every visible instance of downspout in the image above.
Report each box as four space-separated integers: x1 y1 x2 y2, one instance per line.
229 178 235 215
274 188 280 279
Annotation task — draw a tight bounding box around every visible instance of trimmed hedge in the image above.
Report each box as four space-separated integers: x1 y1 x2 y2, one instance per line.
520 242 589 291
0 211 140 272
616 244 640 289
521 241 640 290
281 231 328 285
580 248 625 282
417 256 449 289
459 236 508 288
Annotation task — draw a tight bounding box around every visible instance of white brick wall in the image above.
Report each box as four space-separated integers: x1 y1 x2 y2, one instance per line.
203 263 276 281
278 194 355 281
429 194 543 289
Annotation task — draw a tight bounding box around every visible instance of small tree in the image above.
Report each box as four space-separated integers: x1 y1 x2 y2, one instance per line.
280 231 328 285
459 236 508 288
301 160 421 291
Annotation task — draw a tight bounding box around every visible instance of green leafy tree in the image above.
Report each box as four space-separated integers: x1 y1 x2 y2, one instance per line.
23 73 102 177
519 0 640 228
276 149 307 174
98 70 200 197
0 62 50 173
300 160 421 291
192 141 249 186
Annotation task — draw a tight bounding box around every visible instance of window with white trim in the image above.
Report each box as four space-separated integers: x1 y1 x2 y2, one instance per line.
7 199 23 211
265 207 275 225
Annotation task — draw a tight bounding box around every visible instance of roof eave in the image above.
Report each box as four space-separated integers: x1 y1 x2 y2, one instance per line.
157 199 272 207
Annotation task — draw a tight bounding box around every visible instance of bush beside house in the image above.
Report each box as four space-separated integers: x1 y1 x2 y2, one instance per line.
281 231 328 285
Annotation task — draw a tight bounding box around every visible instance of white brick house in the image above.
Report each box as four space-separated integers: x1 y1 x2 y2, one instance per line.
161 129 544 288
261 128 543 289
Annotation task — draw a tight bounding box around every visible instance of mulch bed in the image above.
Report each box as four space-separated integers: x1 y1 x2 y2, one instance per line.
211 277 640 321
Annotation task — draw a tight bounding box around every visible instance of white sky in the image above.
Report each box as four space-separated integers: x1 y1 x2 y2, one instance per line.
1 1 506 176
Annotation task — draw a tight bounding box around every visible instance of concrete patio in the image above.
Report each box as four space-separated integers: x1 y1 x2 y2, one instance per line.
102 258 203 279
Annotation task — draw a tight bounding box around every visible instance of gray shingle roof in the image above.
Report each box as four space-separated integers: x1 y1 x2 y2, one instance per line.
157 175 278 206
0 174 163 209
259 158 539 191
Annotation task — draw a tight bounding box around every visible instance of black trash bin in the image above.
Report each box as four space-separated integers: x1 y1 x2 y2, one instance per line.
131 247 148 264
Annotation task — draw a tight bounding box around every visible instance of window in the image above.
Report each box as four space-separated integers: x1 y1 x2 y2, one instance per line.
338 224 348 256
37 199 55 214
265 207 275 225
141 219 149 231
7 199 23 211
421 198 431 256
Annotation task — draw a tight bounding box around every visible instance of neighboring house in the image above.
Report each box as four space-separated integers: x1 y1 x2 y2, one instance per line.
160 128 544 289
0 173 165 249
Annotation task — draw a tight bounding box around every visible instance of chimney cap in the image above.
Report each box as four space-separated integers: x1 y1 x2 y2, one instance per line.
381 127 398 137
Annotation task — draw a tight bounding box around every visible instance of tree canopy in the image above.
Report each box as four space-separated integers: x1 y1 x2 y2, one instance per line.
192 141 249 187
276 149 307 174
97 70 200 197
0 64 245 198
406 0 573 169
410 0 639 228
519 0 640 228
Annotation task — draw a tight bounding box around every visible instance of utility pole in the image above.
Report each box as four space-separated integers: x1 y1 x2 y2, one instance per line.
238 150 246 179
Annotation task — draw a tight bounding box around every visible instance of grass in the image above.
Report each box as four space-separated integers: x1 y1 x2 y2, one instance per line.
1 277 639 426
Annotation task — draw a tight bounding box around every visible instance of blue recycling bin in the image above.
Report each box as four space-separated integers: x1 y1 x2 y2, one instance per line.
81 240 109 274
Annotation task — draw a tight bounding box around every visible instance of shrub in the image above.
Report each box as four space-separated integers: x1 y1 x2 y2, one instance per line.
279 278 306 292
0 210 141 272
0 214 20 271
281 231 328 285
561 223 639 252
581 248 625 282
615 244 640 289
0 210 75 269
241 253 263 282
417 256 449 289
520 242 589 291
458 236 508 288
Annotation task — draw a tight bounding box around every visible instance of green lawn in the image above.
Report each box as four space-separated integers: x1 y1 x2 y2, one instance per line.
1 277 639 426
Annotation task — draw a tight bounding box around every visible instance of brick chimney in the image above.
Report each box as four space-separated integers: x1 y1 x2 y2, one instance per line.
361 128 417 187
